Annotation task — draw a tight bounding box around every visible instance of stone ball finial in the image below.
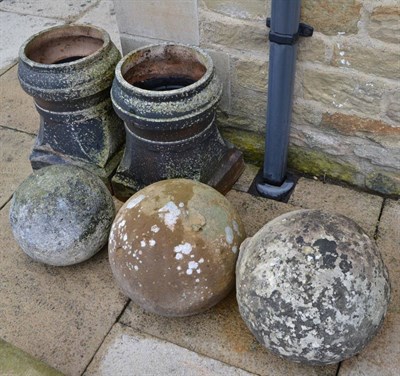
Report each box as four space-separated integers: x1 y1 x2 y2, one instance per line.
9 165 115 266
236 209 390 365
108 179 245 317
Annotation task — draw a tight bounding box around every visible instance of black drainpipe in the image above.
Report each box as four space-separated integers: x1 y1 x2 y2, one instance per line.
256 0 313 200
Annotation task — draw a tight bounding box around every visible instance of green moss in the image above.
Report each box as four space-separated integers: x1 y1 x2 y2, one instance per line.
288 146 359 185
366 172 400 196
221 127 264 166
0 339 63 375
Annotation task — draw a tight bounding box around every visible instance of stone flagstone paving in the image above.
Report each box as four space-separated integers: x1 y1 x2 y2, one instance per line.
0 1 399 375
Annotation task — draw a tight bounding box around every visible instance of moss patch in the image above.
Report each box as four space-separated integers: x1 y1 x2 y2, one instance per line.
366 172 400 196
0 339 63 375
221 127 264 166
288 146 359 185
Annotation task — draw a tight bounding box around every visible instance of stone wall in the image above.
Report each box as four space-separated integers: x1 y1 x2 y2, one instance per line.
113 0 400 195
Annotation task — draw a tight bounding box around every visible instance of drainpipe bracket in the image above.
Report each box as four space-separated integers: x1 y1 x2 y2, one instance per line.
266 18 314 45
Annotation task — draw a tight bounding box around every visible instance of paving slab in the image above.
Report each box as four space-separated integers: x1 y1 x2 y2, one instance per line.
227 189 300 237
0 339 63 376
0 0 98 21
288 178 383 237
232 163 259 193
339 312 400 376
0 201 128 376
0 65 38 134
76 0 122 51
119 290 337 376
119 190 337 376
376 199 400 313
0 127 34 208
84 322 255 376
0 11 61 69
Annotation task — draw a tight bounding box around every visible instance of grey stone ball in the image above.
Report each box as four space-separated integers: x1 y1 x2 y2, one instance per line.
236 209 390 365
109 179 245 317
10 165 115 266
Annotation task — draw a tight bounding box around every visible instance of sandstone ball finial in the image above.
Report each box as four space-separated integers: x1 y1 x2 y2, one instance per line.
10 165 115 266
236 209 390 365
109 179 245 317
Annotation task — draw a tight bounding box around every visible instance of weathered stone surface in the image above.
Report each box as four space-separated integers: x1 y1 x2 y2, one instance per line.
303 68 384 116
0 339 63 376
288 178 383 238
199 9 268 53
109 179 245 317
0 201 128 375
301 0 362 35
120 34 166 55
0 11 61 70
232 163 259 193
366 171 400 196
0 127 34 208
84 323 255 376
297 35 328 63
0 0 97 20
237 209 390 365
386 90 400 123
339 312 400 376
0 65 38 134
207 49 231 111
231 88 266 130
113 0 199 45
10 165 115 266
201 0 268 20
376 199 400 313
292 103 322 127
321 112 400 137
233 56 268 92
332 42 400 79
227 190 299 237
367 5 400 44
76 0 122 51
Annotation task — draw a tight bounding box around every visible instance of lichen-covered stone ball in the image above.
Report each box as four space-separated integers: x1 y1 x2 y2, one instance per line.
108 179 245 317
236 209 390 365
10 165 115 266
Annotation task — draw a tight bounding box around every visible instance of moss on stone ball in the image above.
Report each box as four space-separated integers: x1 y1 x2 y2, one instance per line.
9 165 115 266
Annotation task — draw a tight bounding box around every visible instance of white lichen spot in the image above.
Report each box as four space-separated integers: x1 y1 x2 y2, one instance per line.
188 261 199 269
196 268 201 274
158 201 181 231
178 202 184 208
126 194 146 209
151 225 160 233
175 253 183 260
149 239 156 246
140 240 146 247
225 226 234 244
138 250 143 255
177 266 182 271
174 242 192 255
232 220 240 235
195 278 200 283
123 234 128 241
232 246 238 254
198 258 204 264
186 269 193 275
134 265 139 271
